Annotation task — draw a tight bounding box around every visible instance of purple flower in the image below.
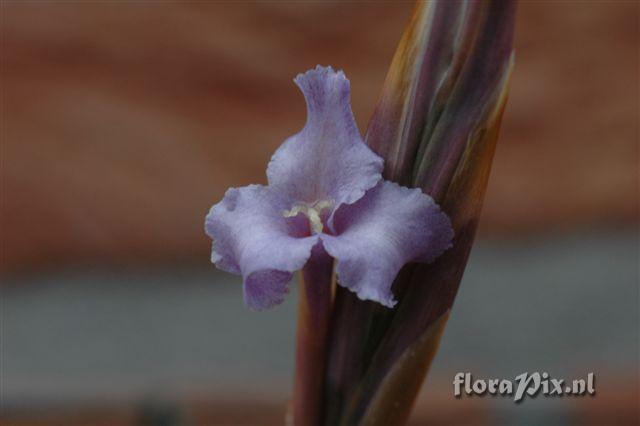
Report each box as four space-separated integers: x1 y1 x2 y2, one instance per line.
205 66 453 310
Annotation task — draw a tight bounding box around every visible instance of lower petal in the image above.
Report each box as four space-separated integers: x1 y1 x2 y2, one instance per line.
205 185 318 310
244 270 293 310
321 181 453 307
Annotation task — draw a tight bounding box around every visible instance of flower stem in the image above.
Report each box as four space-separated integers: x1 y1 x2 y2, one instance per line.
293 244 334 426
324 287 372 424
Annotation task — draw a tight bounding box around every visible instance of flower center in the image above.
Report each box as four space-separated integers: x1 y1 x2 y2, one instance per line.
283 200 333 234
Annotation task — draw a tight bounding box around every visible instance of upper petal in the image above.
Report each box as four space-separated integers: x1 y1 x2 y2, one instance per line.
320 181 453 307
266 65 383 209
205 184 318 310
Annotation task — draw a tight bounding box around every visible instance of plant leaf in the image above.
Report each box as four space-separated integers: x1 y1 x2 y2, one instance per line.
324 1 516 423
359 310 450 426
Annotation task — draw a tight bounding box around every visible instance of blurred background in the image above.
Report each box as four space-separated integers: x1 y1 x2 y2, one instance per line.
1 1 638 425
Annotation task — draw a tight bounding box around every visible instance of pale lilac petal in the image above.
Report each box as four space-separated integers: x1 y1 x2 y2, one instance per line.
205 184 318 310
266 65 383 209
320 181 453 307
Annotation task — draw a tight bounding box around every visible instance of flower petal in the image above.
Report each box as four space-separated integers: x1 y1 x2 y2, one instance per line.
205 184 318 310
320 181 453 307
267 65 383 209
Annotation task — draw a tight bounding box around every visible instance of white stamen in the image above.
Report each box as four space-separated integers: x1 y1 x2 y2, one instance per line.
283 200 333 233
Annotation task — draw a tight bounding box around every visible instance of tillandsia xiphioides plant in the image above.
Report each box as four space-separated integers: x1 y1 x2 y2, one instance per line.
205 0 516 424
